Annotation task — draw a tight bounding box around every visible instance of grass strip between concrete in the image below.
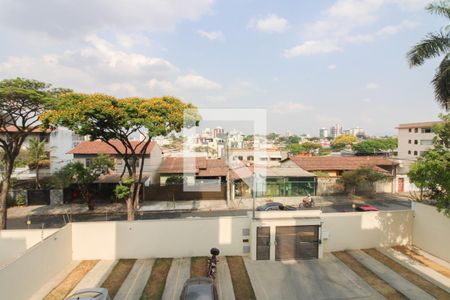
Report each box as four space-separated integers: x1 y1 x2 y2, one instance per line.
364 249 450 300
226 256 256 300
140 258 173 300
191 256 209 277
101 259 136 298
393 245 450 278
44 260 99 300
333 251 408 300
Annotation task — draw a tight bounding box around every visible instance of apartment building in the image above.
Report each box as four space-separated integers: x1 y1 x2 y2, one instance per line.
397 121 441 159
394 121 441 193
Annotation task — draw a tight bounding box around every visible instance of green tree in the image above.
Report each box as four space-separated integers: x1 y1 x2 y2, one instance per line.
409 113 450 216
26 138 48 189
331 134 357 151
353 138 398 155
53 155 113 210
42 93 199 220
338 167 388 195
407 1 450 109
0 78 63 230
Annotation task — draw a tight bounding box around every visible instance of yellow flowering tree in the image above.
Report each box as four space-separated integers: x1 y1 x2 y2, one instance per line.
42 93 199 220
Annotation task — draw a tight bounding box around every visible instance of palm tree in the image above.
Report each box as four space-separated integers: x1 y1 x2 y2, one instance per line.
407 1 450 110
26 138 48 189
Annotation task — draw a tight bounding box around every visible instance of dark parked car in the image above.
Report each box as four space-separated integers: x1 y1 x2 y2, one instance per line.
356 204 379 212
256 202 297 211
180 277 218 300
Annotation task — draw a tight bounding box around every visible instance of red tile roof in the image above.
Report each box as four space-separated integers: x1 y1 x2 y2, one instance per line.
0 126 52 133
288 156 397 172
68 140 156 155
158 157 228 177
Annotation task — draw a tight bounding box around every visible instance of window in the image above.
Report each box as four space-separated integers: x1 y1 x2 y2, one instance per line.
413 151 418 156
408 128 412 132
408 140 411 144
408 150 411 155
421 128 432 133
414 128 419 133
414 140 418 144
420 140 433 145
247 155 254 161
260 157 268 161
85 158 93 167
238 156 243 161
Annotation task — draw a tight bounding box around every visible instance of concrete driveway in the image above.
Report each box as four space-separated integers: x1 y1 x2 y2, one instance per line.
244 254 384 300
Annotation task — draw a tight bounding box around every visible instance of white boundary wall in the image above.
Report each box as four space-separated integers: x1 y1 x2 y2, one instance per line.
322 210 413 252
72 217 250 260
412 202 450 262
0 228 58 267
0 225 72 300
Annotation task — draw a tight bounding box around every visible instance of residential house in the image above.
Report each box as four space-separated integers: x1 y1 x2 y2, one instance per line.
68 140 163 185
0 126 52 180
282 156 398 194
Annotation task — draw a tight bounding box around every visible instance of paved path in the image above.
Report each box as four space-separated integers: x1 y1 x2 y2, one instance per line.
378 247 450 293
71 260 117 293
244 254 384 300
349 250 435 300
114 259 154 300
30 260 80 300
216 258 235 300
162 257 190 300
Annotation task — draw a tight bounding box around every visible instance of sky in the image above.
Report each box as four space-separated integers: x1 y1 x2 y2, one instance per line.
0 0 447 136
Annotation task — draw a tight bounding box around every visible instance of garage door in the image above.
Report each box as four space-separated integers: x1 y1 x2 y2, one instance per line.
275 226 319 260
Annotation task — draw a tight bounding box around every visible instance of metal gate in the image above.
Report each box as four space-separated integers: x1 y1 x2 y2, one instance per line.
256 227 271 260
275 226 319 260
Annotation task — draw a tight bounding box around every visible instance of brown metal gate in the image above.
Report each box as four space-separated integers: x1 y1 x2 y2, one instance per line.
275 226 319 260
256 227 270 260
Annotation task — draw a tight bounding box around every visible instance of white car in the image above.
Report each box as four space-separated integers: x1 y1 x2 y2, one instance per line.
65 288 110 300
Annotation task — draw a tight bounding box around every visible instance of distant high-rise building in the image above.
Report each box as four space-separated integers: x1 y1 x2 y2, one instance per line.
351 127 365 137
319 128 329 138
330 124 343 138
213 126 224 138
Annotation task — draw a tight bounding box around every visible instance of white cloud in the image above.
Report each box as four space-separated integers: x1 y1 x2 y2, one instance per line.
326 0 384 23
366 83 380 90
116 33 151 48
328 64 337 70
249 14 289 33
175 74 221 90
271 102 313 114
0 0 213 38
0 34 221 99
345 20 418 43
196 30 225 41
283 40 342 58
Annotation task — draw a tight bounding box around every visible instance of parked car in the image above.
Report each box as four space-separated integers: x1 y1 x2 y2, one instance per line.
180 277 218 300
356 204 379 212
256 202 297 211
65 288 110 300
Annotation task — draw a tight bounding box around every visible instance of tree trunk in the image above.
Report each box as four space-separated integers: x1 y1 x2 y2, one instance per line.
0 179 10 230
126 197 135 220
35 164 41 190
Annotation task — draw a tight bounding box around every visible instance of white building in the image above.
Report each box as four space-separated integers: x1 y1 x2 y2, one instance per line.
330 124 342 138
319 128 329 139
394 121 441 193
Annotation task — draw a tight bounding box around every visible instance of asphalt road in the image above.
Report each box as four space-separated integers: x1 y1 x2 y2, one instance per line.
6 199 412 229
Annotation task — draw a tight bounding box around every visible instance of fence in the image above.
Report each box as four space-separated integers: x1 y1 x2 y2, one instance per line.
235 180 316 198
144 183 227 201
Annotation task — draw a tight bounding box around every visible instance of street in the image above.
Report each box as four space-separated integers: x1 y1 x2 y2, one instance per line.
6 199 412 229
